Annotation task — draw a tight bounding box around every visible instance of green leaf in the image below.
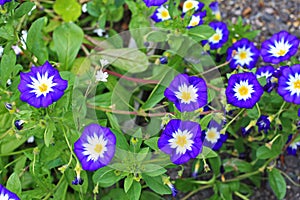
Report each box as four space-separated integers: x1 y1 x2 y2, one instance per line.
27 17 49 64
14 2 35 18
188 25 215 41
144 137 159 151
53 178 68 200
246 105 258 119
93 167 124 187
53 0 81 22
53 23 84 70
268 168 286 199
127 181 141 200
142 164 167 177
145 31 168 43
0 51 22 87
198 146 218 159
142 175 171 195
44 120 56 147
6 172 22 197
102 188 129 200
141 191 165 200
124 176 134 193
95 48 149 73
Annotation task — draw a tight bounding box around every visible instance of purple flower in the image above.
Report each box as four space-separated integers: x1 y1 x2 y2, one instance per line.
143 0 167 7
18 61 68 108
273 66 289 78
72 177 84 185
164 74 207 112
202 120 227 151
187 11 206 29
151 5 171 22
227 38 260 69
286 134 300 156
256 66 275 80
256 115 272 133
0 0 11 6
74 124 116 171
261 31 300 64
209 1 221 20
158 119 202 164
206 21 229 49
0 184 20 200
182 0 204 14
226 72 263 109
278 64 300 104
14 119 25 130
209 1 219 13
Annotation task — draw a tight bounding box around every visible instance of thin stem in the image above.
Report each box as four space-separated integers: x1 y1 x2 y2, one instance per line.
105 69 159 84
234 191 249 200
181 185 212 200
221 109 246 136
86 103 169 117
279 169 300 187
256 103 261 118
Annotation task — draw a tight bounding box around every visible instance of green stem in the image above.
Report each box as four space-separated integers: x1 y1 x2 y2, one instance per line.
234 191 249 200
181 185 212 200
0 148 34 157
279 169 300 187
221 109 246 136
42 174 65 200
256 103 261 118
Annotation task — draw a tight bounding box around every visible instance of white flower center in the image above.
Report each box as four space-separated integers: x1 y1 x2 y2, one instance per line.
175 84 198 104
208 28 223 44
183 0 198 13
285 73 300 96
168 129 194 155
233 80 255 101
205 127 220 143
268 39 292 57
27 71 57 98
157 7 170 21
82 133 108 162
234 46 254 66
188 15 200 27
95 70 109 82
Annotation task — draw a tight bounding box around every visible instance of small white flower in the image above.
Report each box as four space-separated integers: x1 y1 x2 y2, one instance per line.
0 46 4 57
28 5 36 16
93 28 105 37
12 45 22 55
100 59 109 67
21 30 28 50
82 3 87 13
96 70 109 82
27 136 35 143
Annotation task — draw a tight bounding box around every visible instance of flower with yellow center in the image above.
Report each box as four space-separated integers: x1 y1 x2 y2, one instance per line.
233 80 255 101
206 127 220 143
169 129 194 155
82 133 108 162
268 38 292 58
27 71 57 98
285 73 300 96
175 84 198 104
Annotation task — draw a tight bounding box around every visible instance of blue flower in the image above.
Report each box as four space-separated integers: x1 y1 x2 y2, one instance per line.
0 184 20 200
227 38 260 69
18 61 68 108
143 0 168 7
151 5 171 22
182 0 204 14
286 134 300 156
256 115 273 133
74 124 116 171
0 0 11 5
278 64 300 104
158 119 202 164
261 31 300 64
14 119 25 130
206 21 229 49
256 66 275 80
186 11 206 29
202 120 227 151
164 74 207 112
226 73 264 109
209 1 221 20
